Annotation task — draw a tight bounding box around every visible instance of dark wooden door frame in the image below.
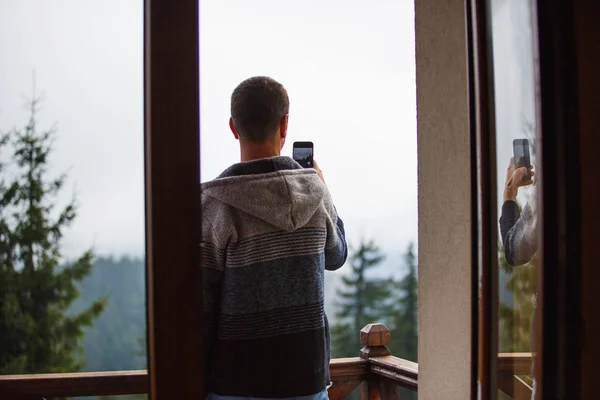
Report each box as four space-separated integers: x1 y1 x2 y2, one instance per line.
144 0 203 398
535 0 581 398
468 0 500 397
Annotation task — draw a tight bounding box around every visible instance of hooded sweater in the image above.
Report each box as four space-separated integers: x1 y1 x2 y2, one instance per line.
200 156 348 398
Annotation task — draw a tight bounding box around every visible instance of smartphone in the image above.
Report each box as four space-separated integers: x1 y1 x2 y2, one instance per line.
293 141 314 168
513 139 531 169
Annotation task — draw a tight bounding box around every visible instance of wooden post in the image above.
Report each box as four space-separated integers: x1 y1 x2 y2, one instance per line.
360 323 392 360
359 324 386 400
359 323 400 400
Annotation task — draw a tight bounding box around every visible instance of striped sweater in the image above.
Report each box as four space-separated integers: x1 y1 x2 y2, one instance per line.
200 156 348 398
500 194 538 266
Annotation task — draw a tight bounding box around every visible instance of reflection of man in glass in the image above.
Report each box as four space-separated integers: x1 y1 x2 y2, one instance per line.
499 158 537 399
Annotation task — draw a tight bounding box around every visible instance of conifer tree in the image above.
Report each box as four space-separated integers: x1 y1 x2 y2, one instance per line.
0 95 105 373
330 239 392 358
389 242 418 363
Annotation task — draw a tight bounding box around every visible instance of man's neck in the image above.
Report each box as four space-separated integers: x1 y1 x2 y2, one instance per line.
240 142 280 162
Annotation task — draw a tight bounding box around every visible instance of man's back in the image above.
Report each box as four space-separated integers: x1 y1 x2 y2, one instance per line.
201 156 347 398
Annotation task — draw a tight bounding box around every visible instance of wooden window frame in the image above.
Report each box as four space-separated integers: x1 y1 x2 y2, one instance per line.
143 0 203 398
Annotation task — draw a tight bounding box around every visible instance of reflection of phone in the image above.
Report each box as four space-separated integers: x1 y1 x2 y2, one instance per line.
513 139 531 169
293 141 314 168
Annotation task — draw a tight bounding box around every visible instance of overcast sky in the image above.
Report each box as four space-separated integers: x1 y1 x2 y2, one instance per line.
0 0 537 274
0 0 419 270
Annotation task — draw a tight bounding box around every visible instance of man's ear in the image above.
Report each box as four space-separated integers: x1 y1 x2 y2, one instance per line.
229 117 240 139
280 114 289 139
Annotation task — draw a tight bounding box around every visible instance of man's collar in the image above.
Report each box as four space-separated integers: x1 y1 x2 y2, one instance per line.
217 156 303 178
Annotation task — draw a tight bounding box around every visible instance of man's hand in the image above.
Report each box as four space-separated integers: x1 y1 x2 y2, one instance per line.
312 159 325 184
504 157 534 202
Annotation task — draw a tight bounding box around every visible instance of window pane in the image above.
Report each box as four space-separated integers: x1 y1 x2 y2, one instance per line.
199 0 418 373
0 0 146 375
488 0 541 398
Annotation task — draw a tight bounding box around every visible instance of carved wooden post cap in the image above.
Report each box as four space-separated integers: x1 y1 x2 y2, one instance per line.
359 323 391 359
360 323 391 346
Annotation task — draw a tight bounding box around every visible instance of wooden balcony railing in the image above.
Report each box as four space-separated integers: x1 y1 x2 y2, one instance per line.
0 369 148 399
497 352 534 399
0 323 531 399
327 323 418 399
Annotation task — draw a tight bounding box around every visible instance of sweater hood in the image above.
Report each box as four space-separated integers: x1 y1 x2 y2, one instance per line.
201 156 326 231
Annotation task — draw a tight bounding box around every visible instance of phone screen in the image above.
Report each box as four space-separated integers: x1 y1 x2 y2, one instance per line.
513 139 531 168
293 142 313 168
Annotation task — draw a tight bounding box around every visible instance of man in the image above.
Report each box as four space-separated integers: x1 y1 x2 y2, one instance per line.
201 76 348 400
500 157 537 399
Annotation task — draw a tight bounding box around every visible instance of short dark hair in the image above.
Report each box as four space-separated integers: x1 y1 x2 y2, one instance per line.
230 76 289 142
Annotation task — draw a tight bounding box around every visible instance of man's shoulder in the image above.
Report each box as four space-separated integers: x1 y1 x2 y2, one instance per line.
200 189 234 229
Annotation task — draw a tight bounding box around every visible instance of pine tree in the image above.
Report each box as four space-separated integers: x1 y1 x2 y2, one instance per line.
0 95 105 374
330 239 393 359
389 242 418 363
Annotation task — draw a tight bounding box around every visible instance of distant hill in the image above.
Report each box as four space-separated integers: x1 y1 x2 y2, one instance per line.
70 256 146 371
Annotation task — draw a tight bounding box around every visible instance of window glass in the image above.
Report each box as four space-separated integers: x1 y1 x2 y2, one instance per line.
488 0 541 397
0 0 146 374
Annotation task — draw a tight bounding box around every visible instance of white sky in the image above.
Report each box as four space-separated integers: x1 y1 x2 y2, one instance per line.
0 0 419 270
